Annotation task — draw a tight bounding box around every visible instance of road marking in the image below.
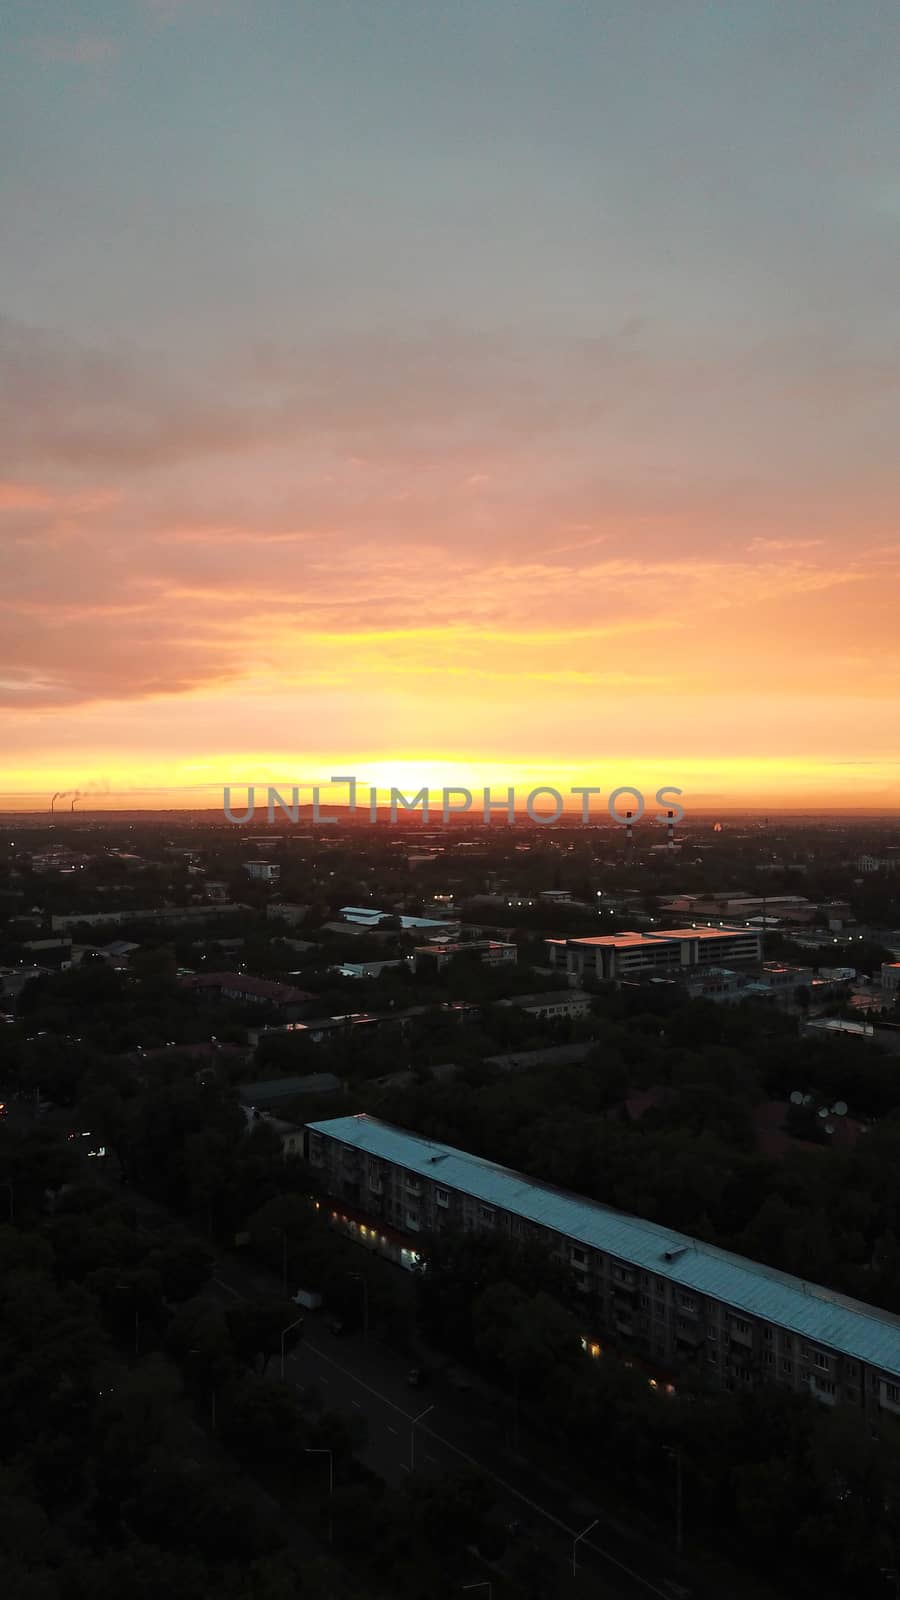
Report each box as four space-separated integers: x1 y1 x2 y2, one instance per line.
352 1400 362 1409
209 1280 670 1594
387 1425 398 1435
399 1463 410 1473
426 1453 438 1464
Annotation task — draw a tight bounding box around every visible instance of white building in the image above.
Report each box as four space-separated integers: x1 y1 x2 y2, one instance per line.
245 861 280 882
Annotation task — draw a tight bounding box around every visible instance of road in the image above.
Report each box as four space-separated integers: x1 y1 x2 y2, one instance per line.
46 1150 708 1600
209 1253 700 1600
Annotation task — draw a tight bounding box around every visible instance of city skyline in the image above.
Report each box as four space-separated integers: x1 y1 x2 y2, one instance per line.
2 1 898 811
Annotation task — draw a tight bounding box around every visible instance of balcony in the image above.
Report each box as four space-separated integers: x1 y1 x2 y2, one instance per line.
404 1180 422 1198
729 1323 753 1348
879 1382 900 1415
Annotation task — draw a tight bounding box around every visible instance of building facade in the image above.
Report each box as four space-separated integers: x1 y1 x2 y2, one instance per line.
547 926 763 982
305 1115 900 1418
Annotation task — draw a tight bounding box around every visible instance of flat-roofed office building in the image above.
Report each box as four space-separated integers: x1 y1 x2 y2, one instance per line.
547 926 762 981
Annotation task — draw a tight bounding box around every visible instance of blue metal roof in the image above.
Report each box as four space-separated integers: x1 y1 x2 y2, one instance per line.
308 1115 900 1378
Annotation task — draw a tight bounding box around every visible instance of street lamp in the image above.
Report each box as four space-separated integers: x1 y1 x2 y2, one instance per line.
572 1516 598 1578
305 1448 334 1543
347 1271 369 1339
410 1403 433 1471
280 1314 304 1380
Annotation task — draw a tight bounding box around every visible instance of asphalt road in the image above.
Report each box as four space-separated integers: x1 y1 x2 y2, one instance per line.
209 1256 699 1600
35 1144 704 1600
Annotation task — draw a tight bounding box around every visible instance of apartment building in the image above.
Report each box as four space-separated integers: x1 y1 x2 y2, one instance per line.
498 990 594 1021
244 861 281 881
182 971 313 1013
546 926 763 982
305 1115 900 1417
409 939 517 974
51 904 249 932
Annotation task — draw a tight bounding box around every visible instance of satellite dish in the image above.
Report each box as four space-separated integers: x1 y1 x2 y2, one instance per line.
825 1124 835 1135
833 1101 848 1117
790 1091 804 1105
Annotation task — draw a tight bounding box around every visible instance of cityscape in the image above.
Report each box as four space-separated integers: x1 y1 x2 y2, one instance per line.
2 2 899 1600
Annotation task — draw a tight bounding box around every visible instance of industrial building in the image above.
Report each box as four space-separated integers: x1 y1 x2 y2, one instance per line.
305 1115 900 1415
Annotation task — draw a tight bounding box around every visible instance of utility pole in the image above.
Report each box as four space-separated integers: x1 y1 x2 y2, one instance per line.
280 1314 304 1380
572 1517 598 1577
410 1404 433 1471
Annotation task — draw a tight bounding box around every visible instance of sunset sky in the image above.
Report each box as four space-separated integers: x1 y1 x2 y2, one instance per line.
1 0 898 812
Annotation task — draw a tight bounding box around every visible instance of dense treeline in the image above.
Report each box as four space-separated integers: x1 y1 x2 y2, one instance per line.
416 1228 900 1600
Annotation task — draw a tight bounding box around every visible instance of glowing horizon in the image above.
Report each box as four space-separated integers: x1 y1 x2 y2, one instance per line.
2 3 898 811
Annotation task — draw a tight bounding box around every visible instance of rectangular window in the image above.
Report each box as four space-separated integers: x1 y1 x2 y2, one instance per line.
640 1294 651 1310
813 1351 830 1371
764 1351 775 1366
571 1247 587 1265
781 1359 793 1375
435 1187 449 1206
679 1294 696 1312
763 1326 774 1342
886 1383 900 1405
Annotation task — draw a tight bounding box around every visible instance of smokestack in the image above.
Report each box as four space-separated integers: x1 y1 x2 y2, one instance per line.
71 797 78 812
625 810 633 847
50 791 61 814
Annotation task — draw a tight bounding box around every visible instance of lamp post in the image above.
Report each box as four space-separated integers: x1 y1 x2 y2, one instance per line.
305 1448 334 1544
348 1271 369 1339
280 1314 304 1380
572 1517 598 1578
410 1403 433 1471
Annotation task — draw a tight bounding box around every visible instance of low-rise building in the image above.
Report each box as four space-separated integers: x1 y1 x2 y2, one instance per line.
305 1115 900 1414
409 939 517 974
881 963 900 1004
547 926 763 982
244 861 280 882
182 971 312 1015
266 901 308 925
497 990 593 1021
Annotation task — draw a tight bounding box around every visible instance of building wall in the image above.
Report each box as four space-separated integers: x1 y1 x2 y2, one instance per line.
305 1125 899 1418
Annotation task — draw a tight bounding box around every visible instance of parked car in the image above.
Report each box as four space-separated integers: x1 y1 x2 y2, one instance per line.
292 1289 323 1311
